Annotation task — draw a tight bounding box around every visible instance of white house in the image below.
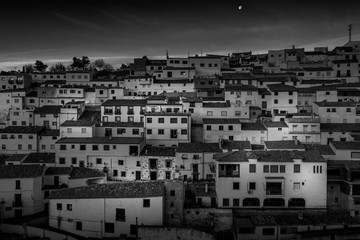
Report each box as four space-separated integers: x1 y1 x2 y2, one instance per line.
48 181 165 238
203 118 242 142
215 150 327 209
0 165 45 218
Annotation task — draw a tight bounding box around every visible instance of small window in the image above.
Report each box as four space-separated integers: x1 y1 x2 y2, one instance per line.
143 199 150 207
116 208 125 221
170 118 177 124
170 190 175 196
105 222 114 233
263 165 269 173
233 182 240 190
67 204 72 211
249 164 256 173
158 118 165 123
294 164 301 173
57 203 62 210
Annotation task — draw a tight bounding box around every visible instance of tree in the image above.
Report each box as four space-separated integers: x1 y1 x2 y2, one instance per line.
49 62 66 72
120 64 128 69
94 59 105 70
33 60 48 72
70 56 90 70
23 64 34 73
103 63 114 71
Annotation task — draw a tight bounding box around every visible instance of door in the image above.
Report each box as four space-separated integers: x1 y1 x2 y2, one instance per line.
105 128 112 137
135 171 141 180
211 197 217 207
54 176 59 186
14 194 22 206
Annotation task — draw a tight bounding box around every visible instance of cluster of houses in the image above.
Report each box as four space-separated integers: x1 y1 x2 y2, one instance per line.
1 41 360 239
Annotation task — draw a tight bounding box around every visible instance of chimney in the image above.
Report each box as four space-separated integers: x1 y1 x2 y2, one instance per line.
292 45 295 50
205 183 208 193
294 139 298 145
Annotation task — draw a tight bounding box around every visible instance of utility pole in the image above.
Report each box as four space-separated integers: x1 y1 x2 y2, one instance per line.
348 24 354 42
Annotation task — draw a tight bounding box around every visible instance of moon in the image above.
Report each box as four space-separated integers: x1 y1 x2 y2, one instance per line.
238 6 242 10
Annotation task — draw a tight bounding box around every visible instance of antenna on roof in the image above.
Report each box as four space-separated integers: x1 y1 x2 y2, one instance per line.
348 24 354 42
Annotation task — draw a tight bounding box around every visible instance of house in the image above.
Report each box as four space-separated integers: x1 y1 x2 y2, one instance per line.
38 129 60 152
203 118 242 142
240 122 267 144
194 76 222 98
221 140 252 152
0 165 45 218
101 99 147 123
144 112 191 147
0 126 45 154
0 74 30 90
329 141 360 161
95 121 144 138
175 142 222 181
34 105 62 129
320 123 360 145
55 137 145 170
59 120 96 138
263 121 289 141
313 101 360 123
284 113 321 143
48 181 165 238
215 150 327 209
266 84 298 114
140 146 176 181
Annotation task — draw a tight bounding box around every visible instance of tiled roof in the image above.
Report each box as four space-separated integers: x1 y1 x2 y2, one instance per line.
328 160 360 170
202 97 225 101
301 79 342 85
203 118 241 125
78 110 101 122
144 112 191 116
214 151 250 162
70 167 105 179
304 144 335 155
258 88 271 95
288 118 320 123
241 122 267 131
263 121 288 128
303 67 333 71
140 146 176 156
321 123 360 132
154 79 193 84
224 84 258 92
5 154 28 162
333 59 358 64
221 72 254 80
0 126 44 134
60 120 95 127
221 140 251 150
34 105 61 114
96 121 144 128
202 101 231 108
250 151 303 162
0 165 44 178
264 140 305 150
314 101 358 107
48 181 164 199
40 129 60 137
56 137 144 144
267 84 297 92
22 153 56 164
101 99 147 106
331 141 360 150
45 167 71 175
338 89 360 96
296 150 326 162
177 142 222 153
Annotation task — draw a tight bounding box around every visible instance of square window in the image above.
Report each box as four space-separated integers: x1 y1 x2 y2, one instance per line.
228 125 233 131
118 160 124 165
170 190 175 196
219 125 224 131
223 198 229 207
170 118 177 124
263 165 269 173
221 111 227 116
181 129 187 135
158 129 164 135
293 182 300 191
105 222 114 233
158 118 165 123
233 198 240 207
206 125 212 131
249 182 256 190
233 182 240 190
270 165 278 173
96 158 102 164
147 118 152 123
207 111 213 116
59 158 65 164
147 129 152 134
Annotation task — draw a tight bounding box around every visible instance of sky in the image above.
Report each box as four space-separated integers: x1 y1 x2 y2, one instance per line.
1 0 360 71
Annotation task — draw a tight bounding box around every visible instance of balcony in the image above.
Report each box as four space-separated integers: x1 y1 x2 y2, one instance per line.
114 110 121 115
266 189 283 195
219 170 240 178
13 201 23 207
8 79 15 84
127 110 134 115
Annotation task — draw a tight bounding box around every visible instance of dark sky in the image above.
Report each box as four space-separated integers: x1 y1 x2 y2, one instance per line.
1 0 360 70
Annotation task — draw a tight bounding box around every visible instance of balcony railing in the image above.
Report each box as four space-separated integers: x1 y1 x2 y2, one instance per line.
13 201 23 207
8 79 14 84
265 189 283 195
149 163 157 170
114 110 121 115
219 171 240 178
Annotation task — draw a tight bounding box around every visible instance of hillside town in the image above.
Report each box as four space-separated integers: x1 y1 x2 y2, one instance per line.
2 40 360 240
